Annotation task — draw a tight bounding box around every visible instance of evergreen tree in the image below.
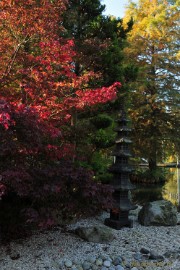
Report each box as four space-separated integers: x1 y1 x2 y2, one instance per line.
62 1 138 182
63 0 105 76
123 0 180 170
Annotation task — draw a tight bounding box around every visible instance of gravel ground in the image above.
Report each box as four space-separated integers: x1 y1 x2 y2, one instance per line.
0 212 180 270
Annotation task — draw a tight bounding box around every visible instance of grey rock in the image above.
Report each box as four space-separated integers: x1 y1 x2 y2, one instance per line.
47 237 54 242
75 225 114 243
87 256 96 264
138 200 177 226
96 258 103 266
73 258 80 265
103 260 111 267
51 261 60 269
9 251 20 260
64 259 73 268
100 254 109 260
113 257 122 266
57 261 64 269
109 267 116 270
129 206 142 216
34 251 43 258
92 265 99 270
140 247 150 254
133 253 143 261
149 251 165 261
110 255 116 260
76 266 83 270
82 261 92 270
177 212 180 224
142 254 149 260
164 250 180 259
101 267 108 270
108 257 113 262
115 266 124 270
124 260 131 268
72 267 78 270
131 268 139 270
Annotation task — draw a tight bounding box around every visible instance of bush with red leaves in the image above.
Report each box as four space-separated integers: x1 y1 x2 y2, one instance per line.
0 100 113 239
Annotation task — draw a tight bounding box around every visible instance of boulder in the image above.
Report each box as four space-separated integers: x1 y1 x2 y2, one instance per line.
129 205 142 217
75 225 114 243
177 213 180 225
138 200 177 226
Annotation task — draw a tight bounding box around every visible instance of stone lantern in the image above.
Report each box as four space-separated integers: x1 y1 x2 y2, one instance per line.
105 110 136 229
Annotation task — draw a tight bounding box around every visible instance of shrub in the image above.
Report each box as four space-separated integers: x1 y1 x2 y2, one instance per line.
90 114 113 129
131 168 167 184
0 101 114 240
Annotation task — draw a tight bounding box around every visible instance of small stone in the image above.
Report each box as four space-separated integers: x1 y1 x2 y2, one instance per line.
107 257 113 262
133 253 142 261
96 258 103 266
164 251 179 259
101 267 108 270
73 258 80 265
149 251 165 261
140 248 150 254
103 260 111 267
142 254 149 260
9 251 20 260
109 267 116 270
72 267 78 270
76 266 83 270
125 261 131 268
113 257 122 266
131 268 139 270
47 237 54 242
87 256 96 264
115 266 124 270
51 261 59 269
64 259 73 268
101 254 109 260
92 265 98 270
82 261 92 270
34 251 43 258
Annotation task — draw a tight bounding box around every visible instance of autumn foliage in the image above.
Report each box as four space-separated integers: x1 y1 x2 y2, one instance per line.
0 0 121 233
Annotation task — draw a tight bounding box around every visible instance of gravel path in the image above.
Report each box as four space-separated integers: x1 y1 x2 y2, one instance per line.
0 212 180 270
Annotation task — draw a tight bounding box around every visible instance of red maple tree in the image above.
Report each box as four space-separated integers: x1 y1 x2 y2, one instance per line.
0 0 120 229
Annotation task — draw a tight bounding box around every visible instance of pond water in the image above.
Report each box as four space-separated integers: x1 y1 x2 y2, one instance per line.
131 168 180 209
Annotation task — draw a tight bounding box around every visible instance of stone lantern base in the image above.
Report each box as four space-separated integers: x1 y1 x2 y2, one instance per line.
104 210 133 229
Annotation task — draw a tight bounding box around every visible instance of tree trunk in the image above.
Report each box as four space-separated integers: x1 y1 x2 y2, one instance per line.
148 158 157 171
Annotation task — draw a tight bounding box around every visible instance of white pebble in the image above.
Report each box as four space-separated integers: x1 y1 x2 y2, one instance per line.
103 260 111 267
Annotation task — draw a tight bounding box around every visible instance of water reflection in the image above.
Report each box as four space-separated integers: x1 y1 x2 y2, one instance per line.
132 168 180 209
163 168 180 208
